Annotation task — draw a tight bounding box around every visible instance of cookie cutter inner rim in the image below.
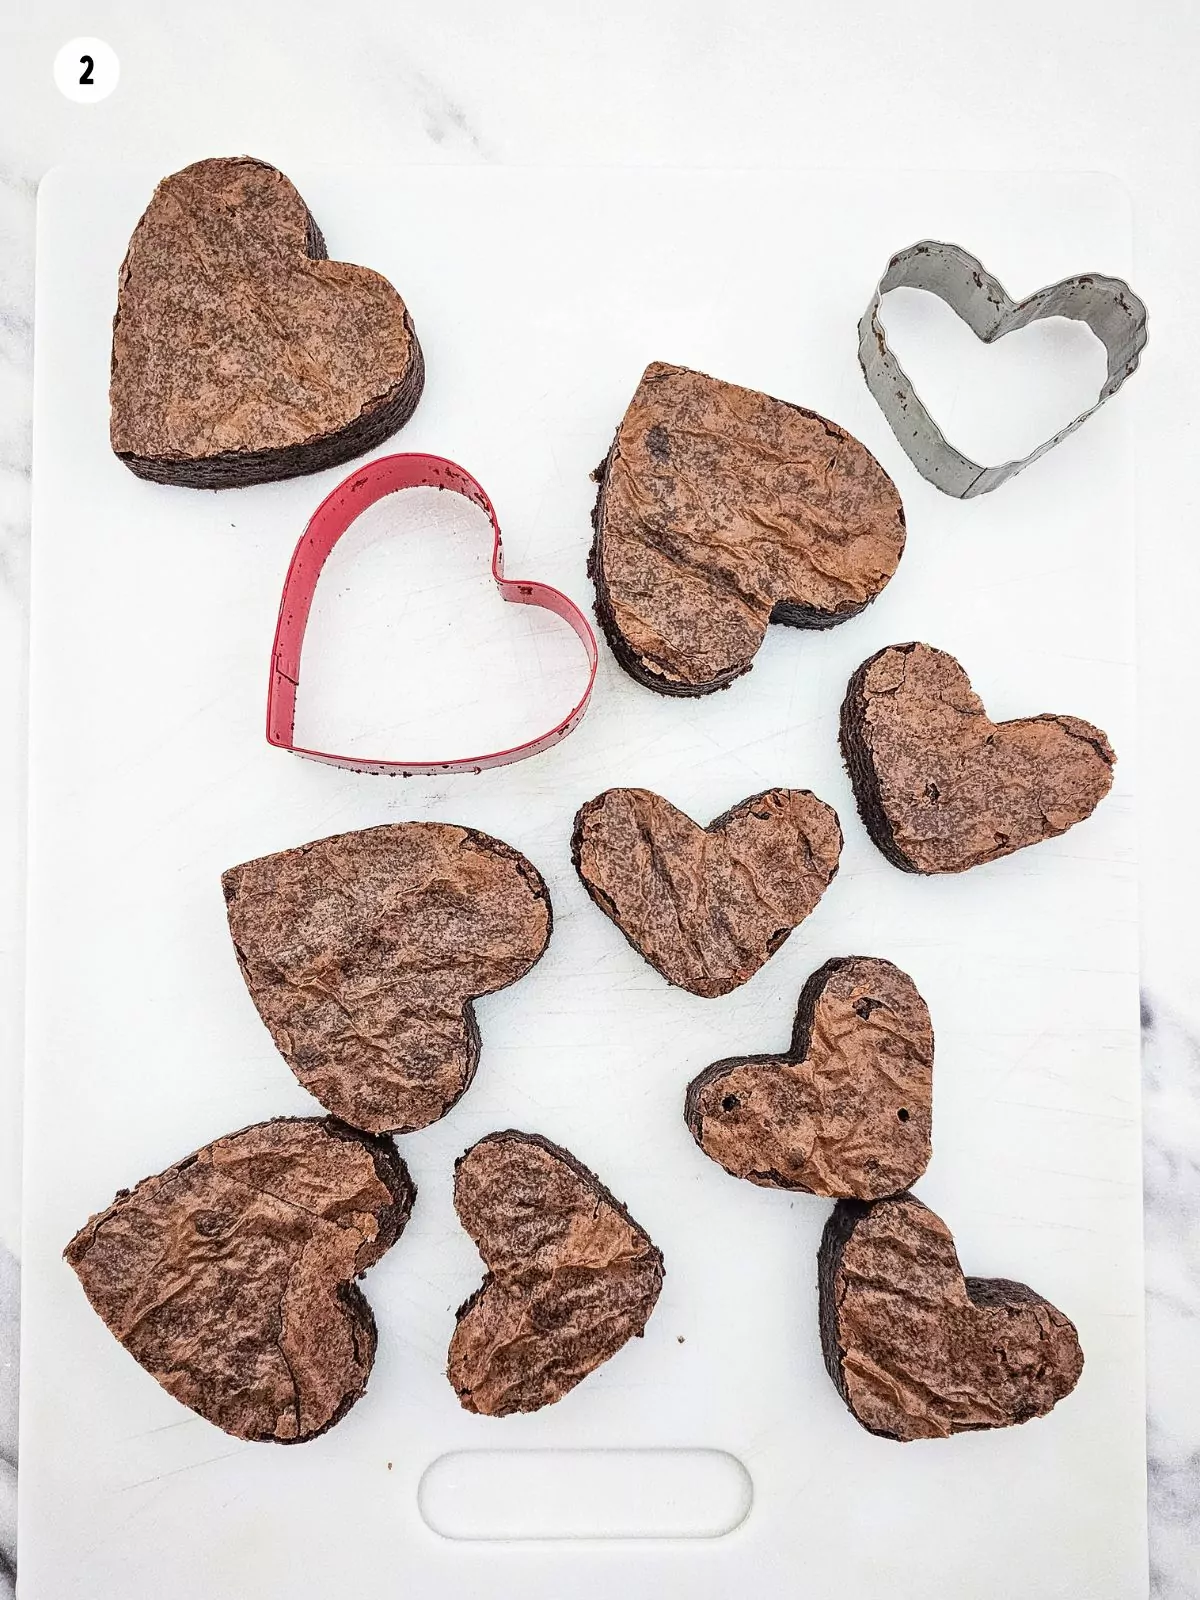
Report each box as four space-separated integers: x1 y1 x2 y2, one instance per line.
266 452 599 775
858 239 1148 498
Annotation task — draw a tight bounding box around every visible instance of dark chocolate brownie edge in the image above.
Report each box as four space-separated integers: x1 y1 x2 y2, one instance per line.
457 827 554 971
116 327 425 489
818 1195 933 1442
275 1280 378 1446
817 1199 863 1410
838 649 921 874
304 209 328 261
787 955 859 1057
317 1116 417 1262
817 1197 909 1440
770 597 870 631
965 1276 1050 1311
444 832 553 1119
568 794 598 877
430 999 483 1135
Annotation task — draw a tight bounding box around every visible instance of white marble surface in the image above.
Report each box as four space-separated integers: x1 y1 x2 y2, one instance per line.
1 1 1198 1594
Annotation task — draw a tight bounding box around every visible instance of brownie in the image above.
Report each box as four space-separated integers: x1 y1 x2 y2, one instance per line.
840 641 1116 873
110 156 424 488
818 1194 1084 1441
222 823 552 1134
571 786 842 997
589 362 906 695
447 1131 664 1416
64 1117 414 1444
686 956 933 1199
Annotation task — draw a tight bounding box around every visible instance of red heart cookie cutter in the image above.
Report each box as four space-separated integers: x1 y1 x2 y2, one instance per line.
266 453 599 775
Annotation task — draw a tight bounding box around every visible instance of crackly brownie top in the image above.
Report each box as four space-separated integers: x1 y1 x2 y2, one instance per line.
840 641 1115 873
687 955 933 1199
222 823 552 1134
573 786 842 997
110 156 421 464
65 1117 414 1443
448 1131 664 1416
592 362 906 692
819 1193 1084 1441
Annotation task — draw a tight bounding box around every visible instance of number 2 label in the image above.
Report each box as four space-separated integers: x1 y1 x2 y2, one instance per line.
54 38 118 102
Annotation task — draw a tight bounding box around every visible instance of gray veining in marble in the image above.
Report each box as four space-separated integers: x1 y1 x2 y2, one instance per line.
1143 996 1200 1599
0 1241 18 1600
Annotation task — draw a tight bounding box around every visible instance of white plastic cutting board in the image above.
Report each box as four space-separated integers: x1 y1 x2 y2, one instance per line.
22 167 1144 1598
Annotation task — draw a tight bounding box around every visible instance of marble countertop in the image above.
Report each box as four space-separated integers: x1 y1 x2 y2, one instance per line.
2 2 1198 1594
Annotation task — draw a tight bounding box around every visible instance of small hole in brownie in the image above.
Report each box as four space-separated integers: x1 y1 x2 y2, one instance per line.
721 1094 740 1113
924 781 940 802
897 1107 910 1122
854 996 882 1020
994 831 1010 848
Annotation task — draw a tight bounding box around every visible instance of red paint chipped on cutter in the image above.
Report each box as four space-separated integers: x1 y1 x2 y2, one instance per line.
266 453 599 775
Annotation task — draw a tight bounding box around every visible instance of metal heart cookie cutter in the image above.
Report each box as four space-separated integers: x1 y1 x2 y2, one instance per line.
859 239 1148 498
267 452 599 775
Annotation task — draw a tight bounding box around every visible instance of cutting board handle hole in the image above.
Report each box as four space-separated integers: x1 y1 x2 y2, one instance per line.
417 1448 752 1541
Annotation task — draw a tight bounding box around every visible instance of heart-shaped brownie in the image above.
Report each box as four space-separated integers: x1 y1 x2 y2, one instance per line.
840 642 1115 873
818 1194 1083 1441
572 787 842 997
222 823 552 1134
110 157 424 488
65 1117 414 1443
686 956 933 1199
590 362 906 695
447 1131 664 1416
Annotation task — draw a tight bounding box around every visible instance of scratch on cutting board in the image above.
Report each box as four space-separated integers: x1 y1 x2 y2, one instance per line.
127 1416 196 1439
118 1448 244 1494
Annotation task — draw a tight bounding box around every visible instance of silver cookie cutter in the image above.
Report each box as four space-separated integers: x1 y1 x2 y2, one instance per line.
858 239 1148 498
